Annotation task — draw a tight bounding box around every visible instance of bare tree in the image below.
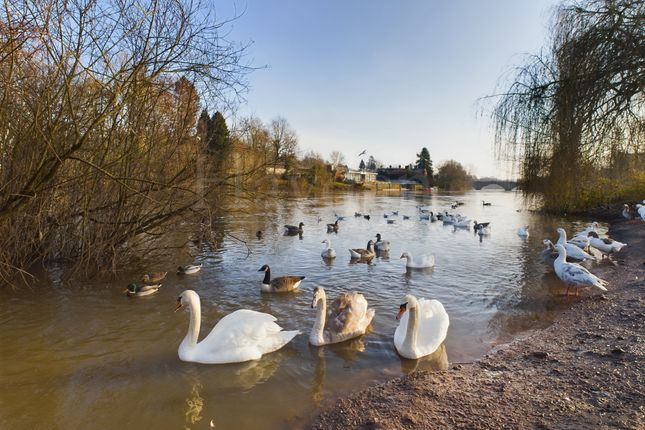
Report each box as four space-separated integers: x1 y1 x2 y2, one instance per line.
0 0 250 283
269 117 298 174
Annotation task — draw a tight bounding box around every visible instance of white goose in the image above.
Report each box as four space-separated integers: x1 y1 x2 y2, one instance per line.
517 226 530 237
587 232 626 257
321 238 336 259
622 204 632 219
175 290 300 364
637 204 645 222
309 287 375 346
556 228 595 261
553 245 607 296
400 251 435 269
394 295 449 359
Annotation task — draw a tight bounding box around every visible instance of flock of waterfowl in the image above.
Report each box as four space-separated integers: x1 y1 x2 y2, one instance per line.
126 198 642 365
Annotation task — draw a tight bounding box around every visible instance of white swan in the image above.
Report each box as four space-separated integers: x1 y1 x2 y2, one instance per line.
375 233 391 252
556 228 595 261
517 226 530 237
321 238 336 259
553 245 607 296
175 290 300 364
394 295 449 359
309 287 375 346
400 251 435 269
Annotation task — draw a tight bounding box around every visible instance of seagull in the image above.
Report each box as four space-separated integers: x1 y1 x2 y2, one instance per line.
358 150 367 156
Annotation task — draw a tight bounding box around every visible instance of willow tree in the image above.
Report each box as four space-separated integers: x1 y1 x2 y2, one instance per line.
0 0 250 283
491 0 645 211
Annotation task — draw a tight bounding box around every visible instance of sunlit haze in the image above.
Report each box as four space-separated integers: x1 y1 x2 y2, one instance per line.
216 0 558 178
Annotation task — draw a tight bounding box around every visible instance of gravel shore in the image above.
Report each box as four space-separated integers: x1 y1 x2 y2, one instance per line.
311 219 645 429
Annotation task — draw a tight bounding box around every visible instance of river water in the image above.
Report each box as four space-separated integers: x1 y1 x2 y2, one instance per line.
0 190 609 429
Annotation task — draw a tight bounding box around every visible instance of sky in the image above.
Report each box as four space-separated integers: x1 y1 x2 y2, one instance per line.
214 0 558 178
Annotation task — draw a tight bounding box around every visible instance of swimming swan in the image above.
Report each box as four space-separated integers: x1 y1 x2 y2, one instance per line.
394 295 449 359
309 287 375 346
175 290 300 364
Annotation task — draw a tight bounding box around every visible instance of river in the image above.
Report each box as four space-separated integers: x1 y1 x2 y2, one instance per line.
0 190 608 429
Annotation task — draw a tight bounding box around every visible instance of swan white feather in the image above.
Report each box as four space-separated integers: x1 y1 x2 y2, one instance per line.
394 295 449 359
176 290 299 364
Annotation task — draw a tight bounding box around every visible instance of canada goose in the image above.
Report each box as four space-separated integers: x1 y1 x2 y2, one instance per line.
257 265 305 293
284 222 304 235
349 240 375 260
473 220 490 230
375 233 391 252
326 220 339 232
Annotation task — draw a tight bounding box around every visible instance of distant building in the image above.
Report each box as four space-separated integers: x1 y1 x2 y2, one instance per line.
344 170 377 184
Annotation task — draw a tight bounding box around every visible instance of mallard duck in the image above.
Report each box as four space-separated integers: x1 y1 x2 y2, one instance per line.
258 264 305 293
587 232 626 257
375 233 391 252
141 271 167 284
284 222 304 235
175 290 300 364
309 287 375 346
124 283 161 297
553 245 607 296
556 228 595 261
321 238 336 259
400 251 435 268
177 264 202 275
394 295 449 359
349 240 375 259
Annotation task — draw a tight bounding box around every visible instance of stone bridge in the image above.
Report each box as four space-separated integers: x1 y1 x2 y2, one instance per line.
472 179 519 191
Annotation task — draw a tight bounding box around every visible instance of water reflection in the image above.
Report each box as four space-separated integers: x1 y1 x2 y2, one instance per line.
399 343 449 373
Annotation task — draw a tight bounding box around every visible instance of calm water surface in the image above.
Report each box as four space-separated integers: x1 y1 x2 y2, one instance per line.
0 190 612 429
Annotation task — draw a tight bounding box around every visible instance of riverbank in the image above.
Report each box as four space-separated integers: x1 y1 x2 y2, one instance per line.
312 218 644 429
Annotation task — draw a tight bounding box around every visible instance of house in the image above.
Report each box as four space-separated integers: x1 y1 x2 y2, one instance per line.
344 170 377 184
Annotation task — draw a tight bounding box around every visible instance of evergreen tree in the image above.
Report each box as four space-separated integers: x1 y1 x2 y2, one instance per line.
197 109 210 146
209 111 229 152
415 147 434 182
359 159 366 170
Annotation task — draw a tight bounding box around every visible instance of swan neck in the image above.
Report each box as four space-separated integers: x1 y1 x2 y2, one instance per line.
310 296 327 344
402 304 419 352
185 294 201 347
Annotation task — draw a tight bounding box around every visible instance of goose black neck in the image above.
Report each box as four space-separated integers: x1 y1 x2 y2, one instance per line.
262 268 271 284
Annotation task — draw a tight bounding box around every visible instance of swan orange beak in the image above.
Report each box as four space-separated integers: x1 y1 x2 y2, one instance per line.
175 302 183 312
396 304 407 321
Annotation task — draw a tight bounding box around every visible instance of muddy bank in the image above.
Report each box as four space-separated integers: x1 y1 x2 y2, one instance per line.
312 219 644 429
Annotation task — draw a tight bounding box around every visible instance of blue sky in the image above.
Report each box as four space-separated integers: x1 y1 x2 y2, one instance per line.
214 0 558 178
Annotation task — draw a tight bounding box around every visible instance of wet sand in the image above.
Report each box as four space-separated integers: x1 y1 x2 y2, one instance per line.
311 219 644 429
